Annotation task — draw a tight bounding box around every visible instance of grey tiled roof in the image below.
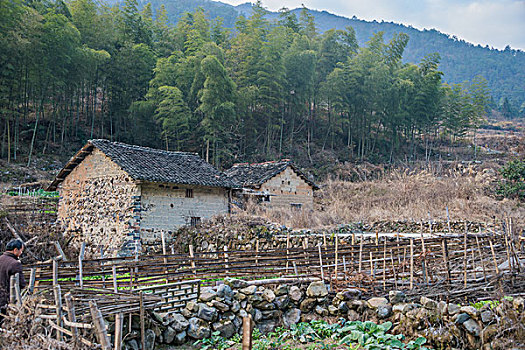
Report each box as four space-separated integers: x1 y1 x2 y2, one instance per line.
48 139 232 190
224 160 317 189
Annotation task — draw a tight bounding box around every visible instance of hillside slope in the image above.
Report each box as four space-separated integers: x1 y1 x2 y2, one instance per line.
131 0 524 109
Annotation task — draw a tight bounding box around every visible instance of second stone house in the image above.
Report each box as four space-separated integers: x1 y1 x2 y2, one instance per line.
224 160 317 210
49 139 232 254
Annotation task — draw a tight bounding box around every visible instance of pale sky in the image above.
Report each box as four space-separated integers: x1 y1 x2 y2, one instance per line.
220 0 525 50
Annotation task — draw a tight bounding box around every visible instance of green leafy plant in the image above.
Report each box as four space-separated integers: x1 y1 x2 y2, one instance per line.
193 331 233 350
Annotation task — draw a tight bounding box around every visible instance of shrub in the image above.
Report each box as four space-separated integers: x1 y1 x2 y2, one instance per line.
496 160 525 200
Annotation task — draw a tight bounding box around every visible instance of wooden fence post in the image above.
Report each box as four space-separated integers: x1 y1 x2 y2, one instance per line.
242 315 253 350
64 292 78 342
139 292 146 350
318 245 324 281
53 258 59 286
14 273 22 306
29 268 36 294
89 300 111 350
54 284 63 341
409 239 414 289
78 242 86 288
9 275 16 304
114 313 124 350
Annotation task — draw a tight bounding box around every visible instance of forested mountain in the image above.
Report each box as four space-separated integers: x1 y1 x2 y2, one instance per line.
0 0 516 173
126 0 525 111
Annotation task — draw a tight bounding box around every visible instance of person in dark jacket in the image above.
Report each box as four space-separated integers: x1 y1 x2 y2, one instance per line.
0 239 26 324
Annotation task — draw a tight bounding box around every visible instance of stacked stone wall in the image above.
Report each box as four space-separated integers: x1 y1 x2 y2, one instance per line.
57 149 140 252
131 278 524 350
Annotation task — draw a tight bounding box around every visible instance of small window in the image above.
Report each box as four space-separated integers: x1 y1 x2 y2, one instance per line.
186 189 193 198
291 203 302 210
190 217 201 227
263 195 271 202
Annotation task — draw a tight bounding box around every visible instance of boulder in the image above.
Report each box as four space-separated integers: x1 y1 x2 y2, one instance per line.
463 319 481 336
262 289 276 303
170 314 189 332
211 300 230 312
275 285 289 296
420 296 437 310
257 319 276 334
186 301 199 313
225 278 249 289
300 298 317 312
231 300 241 313
289 286 303 302
261 310 281 319
253 308 263 322
162 327 176 344
480 310 494 324
388 291 406 304
197 303 218 322
513 297 524 312
347 310 360 322
240 285 257 295
144 329 155 350
282 308 301 328
306 281 328 298
338 301 349 314
187 317 211 340
315 305 329 316
199 287 217 302
174 331 186 345
367 297 388 309
212 320 235 338
377 304 393 319
448 303 460 315
455 313 470 324
216 284 233 298
460 306 478 318
274 295 290 310
328 305 338 315
341 289 362 301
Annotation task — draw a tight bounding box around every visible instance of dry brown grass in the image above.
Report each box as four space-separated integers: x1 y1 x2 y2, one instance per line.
250 163 525 232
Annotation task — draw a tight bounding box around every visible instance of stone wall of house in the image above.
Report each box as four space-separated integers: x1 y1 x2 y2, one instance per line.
139 183 229 243
122 278 523 350
260 166 314 210
57 149 140 252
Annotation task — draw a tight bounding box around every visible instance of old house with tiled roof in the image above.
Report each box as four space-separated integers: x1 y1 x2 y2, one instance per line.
225 160 317 210
49 139 232 253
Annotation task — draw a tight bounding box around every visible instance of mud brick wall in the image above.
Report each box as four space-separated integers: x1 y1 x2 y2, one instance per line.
260 167 314 210
57 148 140 251
140 183 229 243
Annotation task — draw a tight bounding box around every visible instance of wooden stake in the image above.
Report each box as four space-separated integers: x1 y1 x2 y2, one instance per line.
442 239 451 283
390 251 398 289
14 273 22 306
351 233 355 245
89 301 111 350
383 240 387 289
52 258 59 286
9 275 16 304
375 231 379 246
78 242 85 288
489 239 499 274
114 313 124 350
256 239 260 267
139 292 146 350
318 245 325 281
293 261 298 276
446 206 451 233
343 256 347 282
323 231 327 248
112 265 118 293
242 316 253 350
64 292 78 342
409 239 414 289
358 238 363 273
189 245 196 276
54 284 63 341
463 230 468 288
285 233 289 271
28 268 36 294
224 245 229 273
475 236 487 281
369 252 374 278
334 234 339 280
